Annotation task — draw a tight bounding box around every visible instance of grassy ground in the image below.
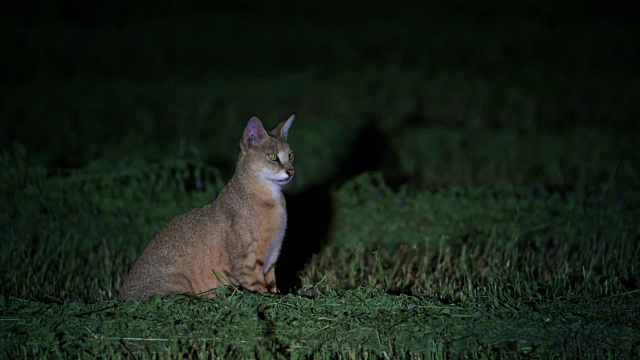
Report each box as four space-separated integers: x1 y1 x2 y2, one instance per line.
2 2 639 358
1 147 638 358
4 288 638 358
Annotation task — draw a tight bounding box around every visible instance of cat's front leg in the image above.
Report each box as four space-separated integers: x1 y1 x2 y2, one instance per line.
264 265 277 293
237 258 269 292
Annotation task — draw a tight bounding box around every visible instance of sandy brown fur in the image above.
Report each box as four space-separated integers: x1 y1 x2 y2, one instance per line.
119 115 295 301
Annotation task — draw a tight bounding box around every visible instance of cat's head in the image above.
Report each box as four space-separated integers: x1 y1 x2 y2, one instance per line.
238 114 295 186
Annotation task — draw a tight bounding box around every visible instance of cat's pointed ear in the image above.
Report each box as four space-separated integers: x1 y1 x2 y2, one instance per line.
242 116 267 149
271 114 295 140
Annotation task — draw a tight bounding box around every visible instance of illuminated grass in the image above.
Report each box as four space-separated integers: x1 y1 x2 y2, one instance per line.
1 149 638 358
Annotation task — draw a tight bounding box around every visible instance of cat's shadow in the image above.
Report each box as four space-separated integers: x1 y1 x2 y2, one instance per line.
276 121 387 293
276 184 331 293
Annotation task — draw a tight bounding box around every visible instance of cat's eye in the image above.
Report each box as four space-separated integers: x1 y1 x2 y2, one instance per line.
289 153 294 162
268 153 278 162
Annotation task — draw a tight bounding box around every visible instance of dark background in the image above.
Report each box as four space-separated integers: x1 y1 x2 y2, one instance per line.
3 1 637 167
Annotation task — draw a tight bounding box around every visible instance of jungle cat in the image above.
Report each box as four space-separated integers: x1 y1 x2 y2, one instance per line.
119 115 295 301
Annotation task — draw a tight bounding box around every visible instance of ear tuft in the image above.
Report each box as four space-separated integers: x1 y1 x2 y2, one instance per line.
243 117 267 148
279 114 295 140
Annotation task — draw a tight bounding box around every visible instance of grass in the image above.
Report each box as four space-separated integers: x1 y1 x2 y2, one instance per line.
306 173 639 300
1 146 639 358
4 288 638 358
1 2 639 358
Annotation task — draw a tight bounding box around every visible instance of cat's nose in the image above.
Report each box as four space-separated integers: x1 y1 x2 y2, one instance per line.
286 169 295 177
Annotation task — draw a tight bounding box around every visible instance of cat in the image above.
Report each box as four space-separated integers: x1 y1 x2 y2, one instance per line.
119 115 295 301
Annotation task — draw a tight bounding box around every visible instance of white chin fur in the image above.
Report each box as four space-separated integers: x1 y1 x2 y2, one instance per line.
272 177 292 185
263 171 292 186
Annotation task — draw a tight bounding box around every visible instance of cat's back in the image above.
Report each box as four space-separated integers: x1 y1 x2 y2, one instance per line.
150 190 246 252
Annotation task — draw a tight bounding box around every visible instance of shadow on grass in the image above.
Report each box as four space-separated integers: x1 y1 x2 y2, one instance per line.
278 184 331 293
277 121 389 293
